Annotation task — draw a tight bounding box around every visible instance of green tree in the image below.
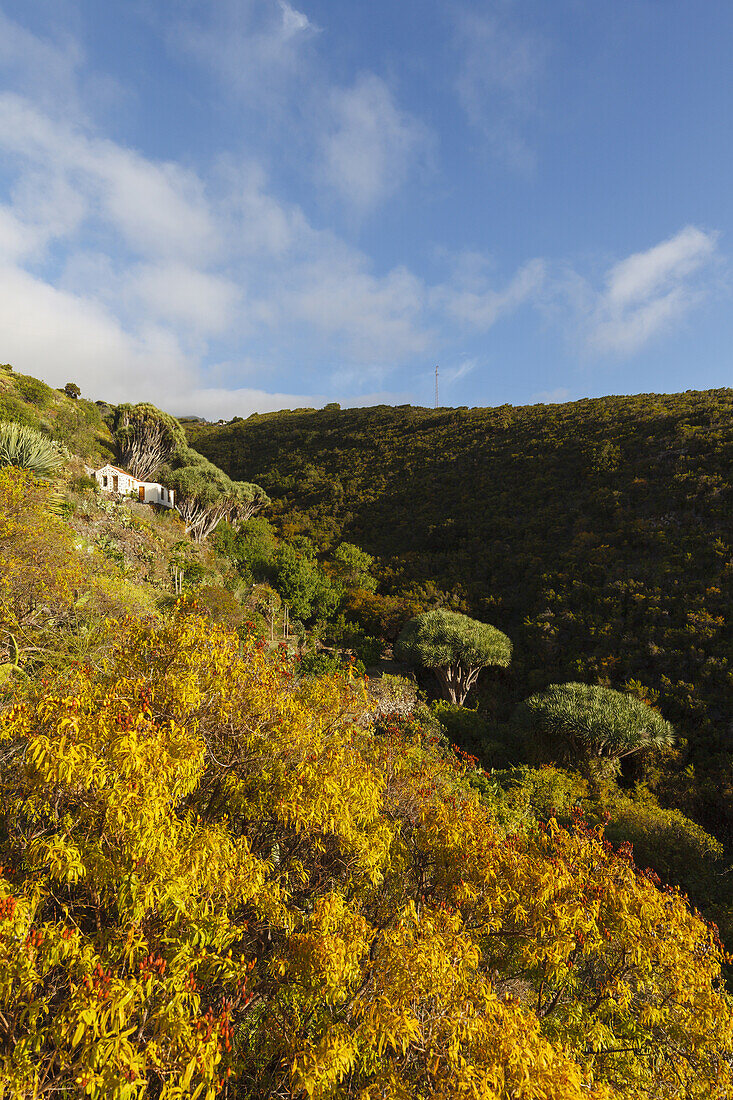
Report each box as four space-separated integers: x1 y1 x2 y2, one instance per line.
111 403 187 480
230 479 270 522
167 453 268 544
213 517 277 581
331 542 378 593
395 608 512 705
167 458 235 543
63 382 81 399
511 682 675 792
273 540 339 622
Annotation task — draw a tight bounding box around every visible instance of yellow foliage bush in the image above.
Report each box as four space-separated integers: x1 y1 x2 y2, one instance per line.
1 610 731 1098
0 467 85 665
0 468 159 684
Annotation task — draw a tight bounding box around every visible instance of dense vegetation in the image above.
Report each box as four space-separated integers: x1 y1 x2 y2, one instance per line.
2 475 732 1099
0 364 116 464
188 392 733 842
2 366 733 1097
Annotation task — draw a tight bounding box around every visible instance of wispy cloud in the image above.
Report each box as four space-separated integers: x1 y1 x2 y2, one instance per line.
170 0 317 105
171 1 429 215
454 6 545 170
585 226 719 354
531 387 572 404
0 94 220 262
318 74 430 213
433 257 545 329
281 250 430 361
442 358 478 387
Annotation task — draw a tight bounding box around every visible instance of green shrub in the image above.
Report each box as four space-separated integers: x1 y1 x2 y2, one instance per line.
298 650 358 678
601 794 723 898
432 701 509 767
68 473 99 493
353 633 383 666
493 764 588 822
0 422 63 478
13 373 54 409
0 393 39 428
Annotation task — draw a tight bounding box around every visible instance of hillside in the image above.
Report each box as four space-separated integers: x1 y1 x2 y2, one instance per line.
2 372 733 1096
188 390 733 836
2 465 732 1099
0 364 115 464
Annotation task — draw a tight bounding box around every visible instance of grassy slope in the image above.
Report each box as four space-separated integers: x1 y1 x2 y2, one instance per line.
188 390 733 833
0 364 116 465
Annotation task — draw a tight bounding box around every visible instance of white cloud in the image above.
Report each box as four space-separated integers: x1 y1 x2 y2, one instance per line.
173 385 322 420
218 159 309 258
605 226 716 307
434 258 545 329
319 74 429 212
282 250 430 361
0 261 196 404
278 0 311 38
0 205 48 263
88 142 219 263
125 264 241 336
586 226 719 354
454 8 544 169
173 3 428 214
442 359 478 387
0 94 220 263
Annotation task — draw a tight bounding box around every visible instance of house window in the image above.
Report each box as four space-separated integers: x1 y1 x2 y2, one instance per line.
102 475 108 487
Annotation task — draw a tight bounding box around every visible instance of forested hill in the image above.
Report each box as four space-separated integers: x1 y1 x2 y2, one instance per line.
189 389 733 829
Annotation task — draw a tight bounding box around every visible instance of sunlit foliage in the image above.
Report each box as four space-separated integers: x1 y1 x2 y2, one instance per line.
1 611 731 1098
512 682 676 788
0 421 63 477
0 469 155 682
395 608 512 704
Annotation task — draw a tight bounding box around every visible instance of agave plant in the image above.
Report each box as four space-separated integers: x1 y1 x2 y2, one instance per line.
0 421 64 477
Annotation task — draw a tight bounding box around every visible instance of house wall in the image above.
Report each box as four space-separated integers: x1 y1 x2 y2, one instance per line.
94 466 175 509
140 483 175 508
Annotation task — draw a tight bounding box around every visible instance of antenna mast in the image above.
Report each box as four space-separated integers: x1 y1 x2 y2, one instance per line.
434 365 439 408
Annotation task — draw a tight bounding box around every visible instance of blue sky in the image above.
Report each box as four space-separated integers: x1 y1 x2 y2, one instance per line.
0 0 730 417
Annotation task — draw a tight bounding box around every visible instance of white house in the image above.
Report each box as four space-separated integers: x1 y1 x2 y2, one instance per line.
92 464 175 509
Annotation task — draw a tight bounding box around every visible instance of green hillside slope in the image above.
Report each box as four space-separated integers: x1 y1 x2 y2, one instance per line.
0 364 115 464
189 390 733 834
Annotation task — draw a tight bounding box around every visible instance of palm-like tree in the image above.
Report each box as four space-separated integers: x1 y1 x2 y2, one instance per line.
512 682 675 795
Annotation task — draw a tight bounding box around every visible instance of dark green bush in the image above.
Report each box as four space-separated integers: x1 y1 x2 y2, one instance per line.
432 701 510 767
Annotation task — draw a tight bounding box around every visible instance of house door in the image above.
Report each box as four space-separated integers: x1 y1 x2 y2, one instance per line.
139 486 145 501
113 475 118 492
